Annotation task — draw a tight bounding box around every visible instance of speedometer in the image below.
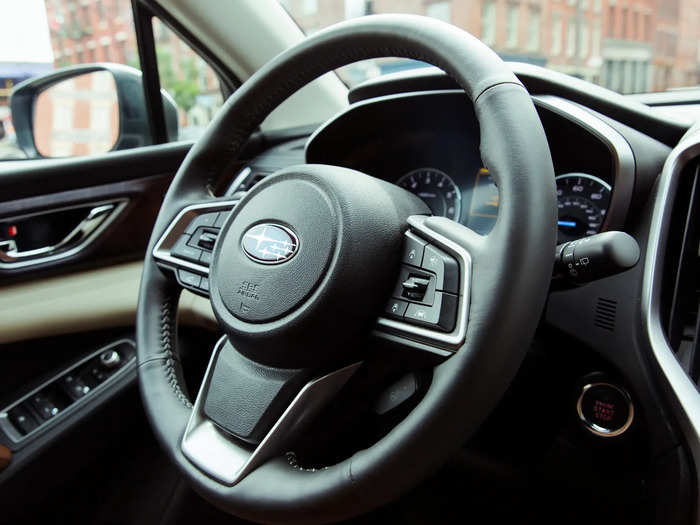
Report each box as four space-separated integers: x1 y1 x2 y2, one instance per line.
396 168 462 222
556 173 611 244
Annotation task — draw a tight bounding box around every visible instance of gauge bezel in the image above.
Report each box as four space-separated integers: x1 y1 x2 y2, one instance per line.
396 167 463 222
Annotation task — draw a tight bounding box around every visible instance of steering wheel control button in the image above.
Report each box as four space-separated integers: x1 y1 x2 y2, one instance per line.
422 244 459 293
385 299 409 319
401 275 430 301
577 382 634 437
393 266 436 306
172 235 202 263
401 231 426 267
185 212 219 234
404 292 457 331
374 373 419 415
196 231 218 250
188 227 219 251
177 269 201 289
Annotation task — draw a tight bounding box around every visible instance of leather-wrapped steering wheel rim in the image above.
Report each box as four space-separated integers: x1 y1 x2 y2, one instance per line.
137 14 557 524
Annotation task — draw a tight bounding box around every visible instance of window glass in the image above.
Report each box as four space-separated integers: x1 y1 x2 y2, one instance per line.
0 1 225 160
0 0 139 160
505 4 519 49
152 18 224 142
281 0 700 95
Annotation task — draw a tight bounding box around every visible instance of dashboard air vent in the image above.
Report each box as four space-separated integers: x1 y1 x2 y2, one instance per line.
662 160 700 381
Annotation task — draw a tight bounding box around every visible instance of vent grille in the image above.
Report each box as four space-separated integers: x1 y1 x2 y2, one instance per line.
661 159 700 383
595 298 617 331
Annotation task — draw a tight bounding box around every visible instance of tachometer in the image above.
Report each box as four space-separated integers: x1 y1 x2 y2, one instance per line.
396 168 462 222
556 173 611 243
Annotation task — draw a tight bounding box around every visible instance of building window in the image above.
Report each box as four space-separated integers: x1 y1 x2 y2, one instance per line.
608 5 615 37
579 20 589 58
426 2 451 23
645 13 651 41
551 11 562 55
506 4 519 49
621 7 628 38
481 0 496 46
592 20 601 57
527 7 541 52
96 0 105 21
81 3 90 26
566 18 576 57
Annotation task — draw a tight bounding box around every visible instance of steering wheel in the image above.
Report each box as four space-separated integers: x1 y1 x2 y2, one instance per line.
137 14 556 524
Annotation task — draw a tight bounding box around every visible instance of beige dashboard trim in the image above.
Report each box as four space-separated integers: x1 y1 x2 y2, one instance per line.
0 262 217 345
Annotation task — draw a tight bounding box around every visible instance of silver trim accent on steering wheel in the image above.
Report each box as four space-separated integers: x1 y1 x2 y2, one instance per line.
152 199 240 276
181 336 362 485
375 214 472 356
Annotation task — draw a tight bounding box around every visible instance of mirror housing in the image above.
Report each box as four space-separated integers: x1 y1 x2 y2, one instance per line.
10 63 178 159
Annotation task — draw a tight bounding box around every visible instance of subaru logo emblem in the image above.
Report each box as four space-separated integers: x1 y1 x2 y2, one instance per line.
241 223 299 264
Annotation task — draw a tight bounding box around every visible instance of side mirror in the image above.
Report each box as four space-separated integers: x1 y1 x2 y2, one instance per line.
10 64 178 159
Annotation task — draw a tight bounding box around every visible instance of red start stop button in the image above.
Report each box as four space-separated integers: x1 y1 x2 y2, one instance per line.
577 382 634 437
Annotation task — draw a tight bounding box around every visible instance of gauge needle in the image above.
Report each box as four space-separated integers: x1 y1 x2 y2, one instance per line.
558 220 577 228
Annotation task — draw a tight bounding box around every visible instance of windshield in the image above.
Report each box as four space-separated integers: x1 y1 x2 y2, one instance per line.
279 0 700 94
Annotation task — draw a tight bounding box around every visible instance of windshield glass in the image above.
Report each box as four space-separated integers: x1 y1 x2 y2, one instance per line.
279 0 700 94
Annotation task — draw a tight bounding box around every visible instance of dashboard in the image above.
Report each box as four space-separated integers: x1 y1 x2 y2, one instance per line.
304 90 631 245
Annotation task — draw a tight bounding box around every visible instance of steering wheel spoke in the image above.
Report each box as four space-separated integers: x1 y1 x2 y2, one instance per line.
181 336 361 486
374 214 475 357
152 198 240 296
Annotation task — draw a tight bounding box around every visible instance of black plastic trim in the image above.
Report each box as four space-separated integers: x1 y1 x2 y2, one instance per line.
348 64 689 147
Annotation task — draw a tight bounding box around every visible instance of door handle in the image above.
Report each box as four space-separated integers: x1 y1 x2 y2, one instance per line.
0 200 126 267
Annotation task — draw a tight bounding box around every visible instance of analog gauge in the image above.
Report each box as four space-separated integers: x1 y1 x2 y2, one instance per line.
556 173 612 244
396 168 462 222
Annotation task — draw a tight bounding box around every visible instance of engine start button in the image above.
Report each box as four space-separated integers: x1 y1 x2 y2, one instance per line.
577 382 634 437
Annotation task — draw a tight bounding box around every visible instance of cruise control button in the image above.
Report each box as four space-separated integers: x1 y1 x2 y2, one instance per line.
185 212 219 234
405 302 440 326
172 235 202 263
392 266 436 306
405 292 458 332
401 232 426 267
197 231 218 250
177 270 201 288
384 299 408 319
421 244 459 293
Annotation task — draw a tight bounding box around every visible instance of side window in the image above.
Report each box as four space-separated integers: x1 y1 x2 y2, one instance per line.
0 0 141 160
0 1 226 161
152 18 224 142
